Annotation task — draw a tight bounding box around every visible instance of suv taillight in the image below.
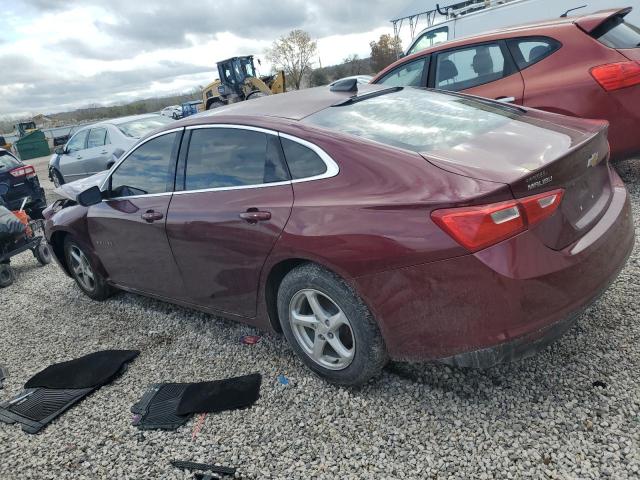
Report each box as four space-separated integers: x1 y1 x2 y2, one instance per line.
431 189 564 252
590 61 640 91
9 165 37 179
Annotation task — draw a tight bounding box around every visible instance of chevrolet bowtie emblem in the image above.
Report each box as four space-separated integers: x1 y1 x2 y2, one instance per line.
587 152 599 168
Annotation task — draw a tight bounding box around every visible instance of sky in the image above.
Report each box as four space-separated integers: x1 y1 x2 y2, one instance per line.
0 0 415 118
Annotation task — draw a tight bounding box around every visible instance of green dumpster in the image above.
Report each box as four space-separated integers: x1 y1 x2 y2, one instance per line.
14 130 50 160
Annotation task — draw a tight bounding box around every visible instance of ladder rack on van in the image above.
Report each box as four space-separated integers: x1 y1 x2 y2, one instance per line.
391 0 519 42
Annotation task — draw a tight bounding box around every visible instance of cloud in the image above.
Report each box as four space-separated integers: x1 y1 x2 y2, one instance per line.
2 0 402 116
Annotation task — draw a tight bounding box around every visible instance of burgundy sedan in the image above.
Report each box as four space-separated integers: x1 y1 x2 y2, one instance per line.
371 7 640 161
44 85 634 385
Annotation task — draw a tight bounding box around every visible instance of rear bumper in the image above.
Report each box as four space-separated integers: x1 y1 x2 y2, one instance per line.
354 173 634 363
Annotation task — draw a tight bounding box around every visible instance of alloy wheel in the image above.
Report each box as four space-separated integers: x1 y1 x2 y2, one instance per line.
289 289 355 370
69 245 96 292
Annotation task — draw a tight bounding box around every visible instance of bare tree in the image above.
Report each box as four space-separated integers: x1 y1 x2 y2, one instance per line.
266 29 317 90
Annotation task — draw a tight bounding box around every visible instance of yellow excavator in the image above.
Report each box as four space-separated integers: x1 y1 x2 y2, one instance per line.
201 55 285 110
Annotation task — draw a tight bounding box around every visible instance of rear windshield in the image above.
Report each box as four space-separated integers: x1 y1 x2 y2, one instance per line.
0 151 20 173
117 116 174 138
304 87 521 153
592 14 640 49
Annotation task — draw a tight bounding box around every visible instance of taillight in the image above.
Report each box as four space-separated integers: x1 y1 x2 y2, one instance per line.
431 189 564 252
590 61 640 91
9 165 36 179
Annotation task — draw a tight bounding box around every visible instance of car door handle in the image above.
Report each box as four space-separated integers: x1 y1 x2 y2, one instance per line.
76 155 83 159
141 210 164 223
100 150 108 154
239 210 271 223
495 96 516 103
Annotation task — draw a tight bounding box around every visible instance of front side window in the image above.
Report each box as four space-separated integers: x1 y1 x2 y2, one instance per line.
87 128 107 149
185 128 289 191
507 37 561 70
435 43 507 91
66 130 88 153
377 58 427 87
408 27 449 55
110 132 178 197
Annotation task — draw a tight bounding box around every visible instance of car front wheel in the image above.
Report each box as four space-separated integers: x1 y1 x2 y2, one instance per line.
64 238 113 300
51 168 65 187
278 263 387 386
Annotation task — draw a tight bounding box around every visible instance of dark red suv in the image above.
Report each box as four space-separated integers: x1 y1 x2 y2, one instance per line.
372 8 640 160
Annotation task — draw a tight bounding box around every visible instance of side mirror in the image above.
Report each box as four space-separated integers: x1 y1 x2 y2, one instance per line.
77 186 103 207
54 146 64 155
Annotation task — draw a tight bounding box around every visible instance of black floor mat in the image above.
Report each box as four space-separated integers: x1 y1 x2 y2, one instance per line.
132 374 261 431
0 350 139 434
131 383 191 430
0 387 92 434
25 350 140 389
177 374 262 415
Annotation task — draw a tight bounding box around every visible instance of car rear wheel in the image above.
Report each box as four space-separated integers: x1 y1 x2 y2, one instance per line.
64 238 113 300
51 169 65 187
278 263 388 386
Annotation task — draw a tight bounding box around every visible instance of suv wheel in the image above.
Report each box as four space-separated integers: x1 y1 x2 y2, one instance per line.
64 238 113 300
278 263 387 386
51 169 65 187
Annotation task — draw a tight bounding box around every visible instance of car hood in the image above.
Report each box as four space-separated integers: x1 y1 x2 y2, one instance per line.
55 171 109 200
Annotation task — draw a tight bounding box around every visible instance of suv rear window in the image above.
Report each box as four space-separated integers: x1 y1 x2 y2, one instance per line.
304 87 521 153
592 14 640 49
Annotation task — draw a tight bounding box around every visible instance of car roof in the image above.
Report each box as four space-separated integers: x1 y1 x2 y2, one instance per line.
176 84 391 124
377 8 626 80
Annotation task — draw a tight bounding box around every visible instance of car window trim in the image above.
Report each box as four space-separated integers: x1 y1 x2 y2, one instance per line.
427 39 518 90
169 124 339 195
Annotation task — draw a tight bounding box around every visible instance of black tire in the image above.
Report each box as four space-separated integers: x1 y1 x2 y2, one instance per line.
246 90 268 100
51 168 65 187
277 263 388 386
64 237 114 300
0 264 15 288
34 243 52 265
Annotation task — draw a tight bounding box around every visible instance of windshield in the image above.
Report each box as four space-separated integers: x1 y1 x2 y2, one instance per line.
304 87 521 153
0 151 21 173
117 116 174 138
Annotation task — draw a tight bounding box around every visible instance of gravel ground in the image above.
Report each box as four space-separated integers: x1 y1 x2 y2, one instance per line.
0 158 639 479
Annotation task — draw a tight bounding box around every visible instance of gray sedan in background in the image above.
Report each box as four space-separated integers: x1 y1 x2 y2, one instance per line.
48 113 175 186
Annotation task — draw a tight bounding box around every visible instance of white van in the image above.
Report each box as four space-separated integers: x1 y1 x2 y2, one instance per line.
405 0 640 55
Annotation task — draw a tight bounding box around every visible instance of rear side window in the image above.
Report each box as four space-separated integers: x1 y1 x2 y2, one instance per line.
185 128 289 190
87 128 107 148
507 37 561 70
280 138 327 179
435 43 509 91
377 58 427 87
110 132 178 197
592 15 640 49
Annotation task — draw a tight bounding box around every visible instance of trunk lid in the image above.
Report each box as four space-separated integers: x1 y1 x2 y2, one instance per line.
423 112 612 251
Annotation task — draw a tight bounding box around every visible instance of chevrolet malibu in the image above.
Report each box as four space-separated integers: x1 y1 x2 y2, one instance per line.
43 85 634 385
